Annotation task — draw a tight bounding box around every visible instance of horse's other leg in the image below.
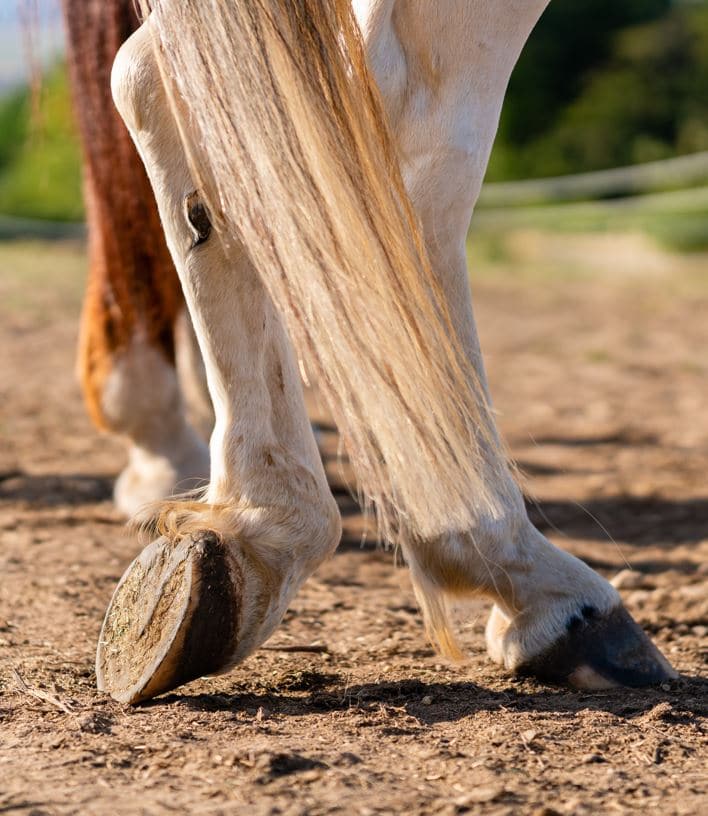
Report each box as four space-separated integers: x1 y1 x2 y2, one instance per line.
97 25 341 703
361 0 675 688
62 0 208 516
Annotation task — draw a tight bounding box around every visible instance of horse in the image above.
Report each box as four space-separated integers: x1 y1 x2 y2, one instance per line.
59 0 676 704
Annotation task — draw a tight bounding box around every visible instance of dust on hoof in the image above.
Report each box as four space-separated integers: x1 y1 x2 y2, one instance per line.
517 604 678 690
96 532 240 704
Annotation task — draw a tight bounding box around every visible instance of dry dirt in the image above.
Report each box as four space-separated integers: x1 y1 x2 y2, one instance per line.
0 236 706 815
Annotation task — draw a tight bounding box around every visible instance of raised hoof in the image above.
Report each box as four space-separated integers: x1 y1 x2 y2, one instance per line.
516 605 678 689
96 532 240 704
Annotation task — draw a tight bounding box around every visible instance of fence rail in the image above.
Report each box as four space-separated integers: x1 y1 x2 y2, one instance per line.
478 151 708 208
474 184 708 226
2 152 708 240
0 214 85 241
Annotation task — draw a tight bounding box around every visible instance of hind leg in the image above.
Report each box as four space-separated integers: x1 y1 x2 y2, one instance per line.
397 208 672 688
366 1 676 688
63 0 208 516
96 24 341 703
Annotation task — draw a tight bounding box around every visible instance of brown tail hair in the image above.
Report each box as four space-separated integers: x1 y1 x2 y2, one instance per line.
135 0 517 655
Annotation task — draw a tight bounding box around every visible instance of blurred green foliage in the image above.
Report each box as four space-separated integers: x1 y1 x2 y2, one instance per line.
488 0 708 180
472 186 708 253
0 0 707 244
0 63 83 221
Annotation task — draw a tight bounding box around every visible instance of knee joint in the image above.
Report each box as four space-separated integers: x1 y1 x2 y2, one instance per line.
111 23 160 132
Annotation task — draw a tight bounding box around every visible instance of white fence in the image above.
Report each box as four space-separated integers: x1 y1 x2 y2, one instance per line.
2 152 708 240
478 151 708 208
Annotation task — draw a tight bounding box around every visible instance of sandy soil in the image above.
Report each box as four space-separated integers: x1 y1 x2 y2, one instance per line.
0 237 706 815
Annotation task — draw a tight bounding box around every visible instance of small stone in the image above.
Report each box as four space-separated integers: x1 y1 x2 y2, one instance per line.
455 786 504 805
78 712 112 735
581 753 605 764
422 695 433 705
691 625 707 638
611 569 647 590
627 590 651 607
335 751 362 767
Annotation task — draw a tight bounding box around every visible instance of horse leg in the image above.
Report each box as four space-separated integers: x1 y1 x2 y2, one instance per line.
174 309 214 442
62 0 208 517
361 0 675 688
96 24 341 703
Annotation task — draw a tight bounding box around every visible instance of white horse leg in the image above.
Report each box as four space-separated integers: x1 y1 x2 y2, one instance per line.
97 24 341 703
104 337 210 517
360 0 675 687
174 307 214 441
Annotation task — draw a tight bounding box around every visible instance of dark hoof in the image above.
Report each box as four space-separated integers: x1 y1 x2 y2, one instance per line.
96 532 240 704
517 605 678 689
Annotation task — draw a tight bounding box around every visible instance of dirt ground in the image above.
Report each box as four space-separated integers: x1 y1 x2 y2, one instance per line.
0 235 706 815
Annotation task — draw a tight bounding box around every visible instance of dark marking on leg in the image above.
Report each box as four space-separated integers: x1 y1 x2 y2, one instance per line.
185 191 212 248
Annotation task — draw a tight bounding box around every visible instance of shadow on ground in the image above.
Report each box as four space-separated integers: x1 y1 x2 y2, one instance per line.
3 469 708 555
147 675 708 724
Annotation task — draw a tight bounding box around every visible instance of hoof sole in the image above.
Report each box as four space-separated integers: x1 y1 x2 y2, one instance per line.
96 532 239 704
517 604 677 689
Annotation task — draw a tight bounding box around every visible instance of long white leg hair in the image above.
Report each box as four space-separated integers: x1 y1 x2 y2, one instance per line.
136 0 515 546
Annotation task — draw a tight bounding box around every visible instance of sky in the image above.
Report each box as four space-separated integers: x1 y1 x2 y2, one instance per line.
0 1 64 93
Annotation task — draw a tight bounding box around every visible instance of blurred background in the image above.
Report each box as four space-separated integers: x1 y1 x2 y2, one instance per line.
1 0 708 250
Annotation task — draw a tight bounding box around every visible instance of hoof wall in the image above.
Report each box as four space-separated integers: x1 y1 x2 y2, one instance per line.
517 604 677 689
96 532 239 704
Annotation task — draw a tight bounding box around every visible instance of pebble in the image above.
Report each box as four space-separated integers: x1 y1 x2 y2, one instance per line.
455 786 504 805
422 695 433 706
611 569 647 590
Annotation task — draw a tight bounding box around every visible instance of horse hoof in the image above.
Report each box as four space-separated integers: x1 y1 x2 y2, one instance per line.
96 532 240 704
511 604 677 689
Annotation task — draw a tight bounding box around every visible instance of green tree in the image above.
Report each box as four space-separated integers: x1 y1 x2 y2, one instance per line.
0 63 83 221
487 0 707 180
